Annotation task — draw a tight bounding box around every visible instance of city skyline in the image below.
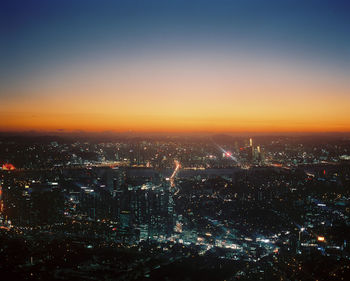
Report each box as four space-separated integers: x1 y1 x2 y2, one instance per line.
1 0 350 133
2 2 350 278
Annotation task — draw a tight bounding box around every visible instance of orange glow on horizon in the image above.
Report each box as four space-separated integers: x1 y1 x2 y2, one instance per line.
1 95 350 133
1 91 350 133
1 53 349 133
1 111 350 133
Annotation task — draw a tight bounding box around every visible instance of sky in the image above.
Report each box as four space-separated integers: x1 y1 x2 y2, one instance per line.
1 0 350 133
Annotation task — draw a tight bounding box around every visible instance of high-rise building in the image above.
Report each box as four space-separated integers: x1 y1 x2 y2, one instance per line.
139 224 149 241
119 210 131 232
113 168 126 196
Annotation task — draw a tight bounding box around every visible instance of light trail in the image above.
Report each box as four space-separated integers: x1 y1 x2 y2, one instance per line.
170 160 180 188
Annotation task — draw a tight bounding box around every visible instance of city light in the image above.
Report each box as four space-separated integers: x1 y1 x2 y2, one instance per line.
317 236 325 242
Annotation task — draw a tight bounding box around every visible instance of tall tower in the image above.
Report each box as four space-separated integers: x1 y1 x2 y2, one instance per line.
249 138 254 163
256 145 261 163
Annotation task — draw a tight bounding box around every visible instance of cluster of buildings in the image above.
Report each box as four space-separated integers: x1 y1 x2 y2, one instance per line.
1 134 350 280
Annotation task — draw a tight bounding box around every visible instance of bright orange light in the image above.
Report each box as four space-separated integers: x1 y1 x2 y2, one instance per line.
2 164 15 171
317 236 325 242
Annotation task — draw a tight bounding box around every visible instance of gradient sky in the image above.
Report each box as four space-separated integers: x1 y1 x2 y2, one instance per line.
1 0 350 133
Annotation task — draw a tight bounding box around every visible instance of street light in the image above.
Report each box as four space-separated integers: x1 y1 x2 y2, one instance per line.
299 227 305 242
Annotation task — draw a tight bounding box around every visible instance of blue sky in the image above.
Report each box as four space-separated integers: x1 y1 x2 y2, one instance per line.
2 0 349 84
